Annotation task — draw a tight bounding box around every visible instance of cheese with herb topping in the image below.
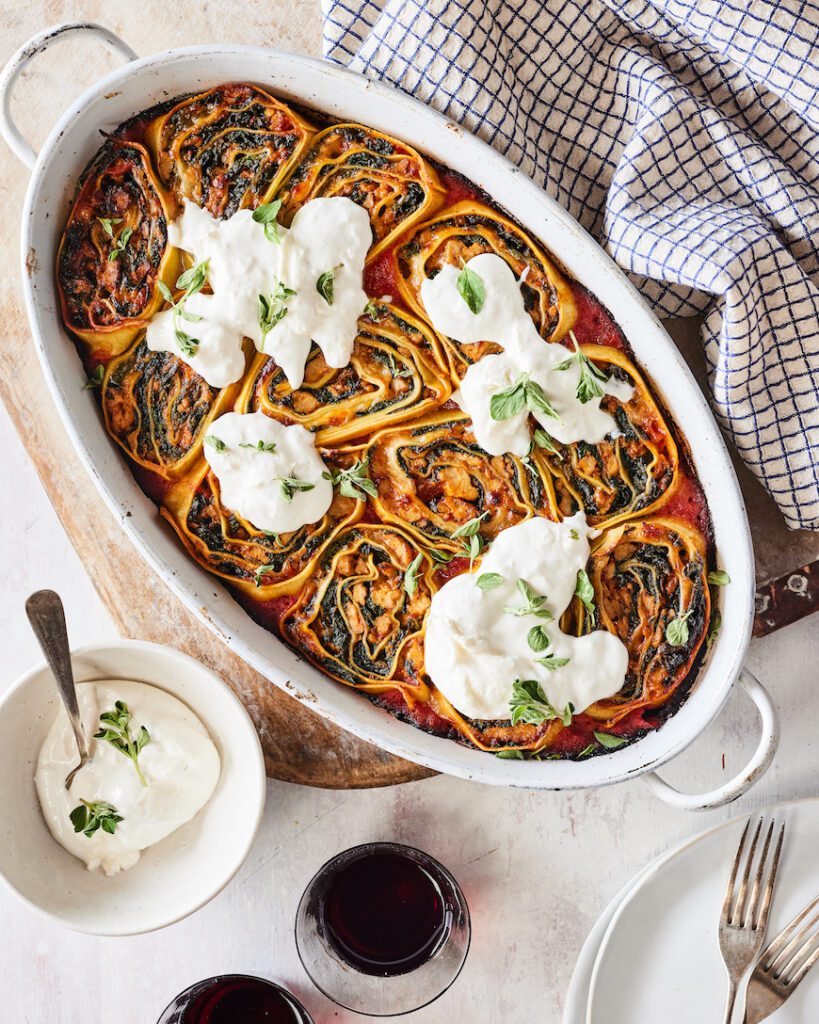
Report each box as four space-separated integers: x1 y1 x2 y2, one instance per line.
424 514 628 721
420 253 632 456
146 197 372 389
202 411 333 534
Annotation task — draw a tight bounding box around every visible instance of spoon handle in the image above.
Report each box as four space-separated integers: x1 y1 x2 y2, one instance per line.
25 590 89 760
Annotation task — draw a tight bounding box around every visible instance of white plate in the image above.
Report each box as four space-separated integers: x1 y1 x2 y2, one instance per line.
563 830 708 1024
588 799 819 1023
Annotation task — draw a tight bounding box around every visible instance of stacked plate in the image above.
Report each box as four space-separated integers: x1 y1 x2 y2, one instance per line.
564 799 819 1023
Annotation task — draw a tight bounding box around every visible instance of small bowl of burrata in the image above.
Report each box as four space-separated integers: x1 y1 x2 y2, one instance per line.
0 640 266 934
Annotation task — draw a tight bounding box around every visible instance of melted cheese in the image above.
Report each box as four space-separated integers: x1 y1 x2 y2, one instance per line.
203 411 333 534
147 197 372 389
421 253 632 456
424 514 629 720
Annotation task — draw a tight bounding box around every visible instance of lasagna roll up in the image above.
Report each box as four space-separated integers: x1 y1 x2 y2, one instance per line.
57 141 178 359
237 304 451 446
281 524 434 693
395 201 576 378
539 345 679 527
366 412 557 555
145 83 313 218
276 123 445 259
99 334 243 480
161 462 363 598
579 516 710 726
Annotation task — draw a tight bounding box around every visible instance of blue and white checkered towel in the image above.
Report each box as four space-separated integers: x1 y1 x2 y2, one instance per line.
323 0 819 531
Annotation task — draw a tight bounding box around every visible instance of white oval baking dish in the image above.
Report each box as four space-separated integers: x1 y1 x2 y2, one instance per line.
0 23 777 807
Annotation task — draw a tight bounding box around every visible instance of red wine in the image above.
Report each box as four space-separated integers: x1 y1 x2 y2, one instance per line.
318 849 450 977
156 975 312 1024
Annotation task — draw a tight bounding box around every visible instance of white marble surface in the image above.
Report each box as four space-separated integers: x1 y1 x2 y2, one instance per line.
1 6 818 1023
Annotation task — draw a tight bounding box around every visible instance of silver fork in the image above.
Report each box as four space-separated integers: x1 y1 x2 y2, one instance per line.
718 818 785 1024
743 893 819 1023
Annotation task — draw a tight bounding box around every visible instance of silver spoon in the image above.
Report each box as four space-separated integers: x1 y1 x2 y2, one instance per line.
25 590 90 789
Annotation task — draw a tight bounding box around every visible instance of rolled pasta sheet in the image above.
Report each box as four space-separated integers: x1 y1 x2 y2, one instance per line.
539 345 679 527
579 516 710 725
366 411 557 554
160 461 362 597
395 201 576 378
145 83 314 218
57 141 178 358
281 524 435 689
100 334 242 480
238 303 451 445
277 123 445 259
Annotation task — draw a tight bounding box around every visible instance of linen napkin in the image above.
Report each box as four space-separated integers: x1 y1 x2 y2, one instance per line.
322 0 819 530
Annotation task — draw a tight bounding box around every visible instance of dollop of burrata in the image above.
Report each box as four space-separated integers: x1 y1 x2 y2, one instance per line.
35 680 220 876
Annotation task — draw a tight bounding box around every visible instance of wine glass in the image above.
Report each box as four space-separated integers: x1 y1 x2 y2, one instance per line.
156 974 313 1023
295 841 471 1016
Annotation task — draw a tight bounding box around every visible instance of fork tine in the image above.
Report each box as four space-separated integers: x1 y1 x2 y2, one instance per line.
753 822 784 931
746 820 774 928
762 894 819 973
785 927 819 988
735 819 763 926
722 819 751 923
769 906 819 978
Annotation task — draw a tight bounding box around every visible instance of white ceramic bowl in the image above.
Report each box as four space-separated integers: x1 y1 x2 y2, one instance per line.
0 640 266 935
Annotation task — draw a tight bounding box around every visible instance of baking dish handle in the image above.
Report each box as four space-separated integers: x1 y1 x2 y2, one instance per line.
0 22 137 169
642 669 778 811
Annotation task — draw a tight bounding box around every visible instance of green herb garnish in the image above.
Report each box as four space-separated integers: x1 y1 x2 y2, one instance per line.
476 572 504 591
495 749 525 760
97 217 121 237
97 217 131 262
83 365 105 390
527 624 551 652
386 353 413 379
159 259 210 358
258 282 296 344
94 701 151 787
535 653 571 672
252 199 283 243
574 569 595 618
555 330 608 404
665 609 693 647
175 327 199 358
490 373 559 422
275 472 315 503
577 743 596 758
205 435 227 453
503 579 553 620
363 299 380 317
450 512 488 569
404 552 424 597
69 799 123 838
594 731 627 749
254 564 277 588
532 427 562 458
456 262 485 314
429 548 455 564
239 440 277 453
322 458 377 500
707 570 731 586
316 264 342 305
509 679 571 726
